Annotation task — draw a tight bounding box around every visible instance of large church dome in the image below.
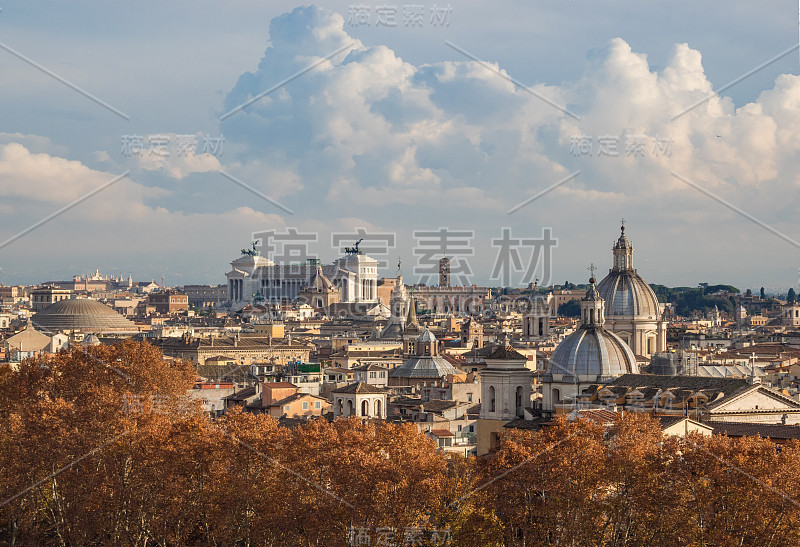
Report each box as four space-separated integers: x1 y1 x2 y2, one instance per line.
546 327 637 382
545 274 638 383
32 298 136 332
596 224 661 319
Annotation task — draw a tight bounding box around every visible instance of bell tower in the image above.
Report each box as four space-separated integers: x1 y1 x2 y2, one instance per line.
439 257 450 287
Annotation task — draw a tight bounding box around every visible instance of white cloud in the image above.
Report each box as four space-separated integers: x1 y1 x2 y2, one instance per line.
3 4 799 287
212 6 800 287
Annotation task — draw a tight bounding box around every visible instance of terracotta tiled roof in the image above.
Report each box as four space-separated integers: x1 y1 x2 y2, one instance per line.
486 345 527 360
608 374 748 397
709 421 800 440
224 386 257 402
331 381 386 394
264 382 297 388
421 400 459 413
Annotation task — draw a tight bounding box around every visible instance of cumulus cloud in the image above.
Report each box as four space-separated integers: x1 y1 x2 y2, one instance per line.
219 8 800 234
5 5 799 286
0 141 289 281
135 145 222 180
210 5 800 287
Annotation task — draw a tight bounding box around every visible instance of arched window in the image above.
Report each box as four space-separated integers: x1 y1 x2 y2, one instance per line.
374 399 382 418
361 400 369 417
552 388 561 404
515 386 523 417
346 399 354 416
337 399 343 416
489 386 496 412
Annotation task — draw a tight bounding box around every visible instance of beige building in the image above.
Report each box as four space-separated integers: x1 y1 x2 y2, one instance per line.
156 333 311 366
4 322 52 361
30 287 72 312
252 321 285 338
746 314 768 327
552 289 584 311
596 224 667 358
477 346 534 455
332 382 388 419
298 265 341 313
578 374 800 425
782 303 800 327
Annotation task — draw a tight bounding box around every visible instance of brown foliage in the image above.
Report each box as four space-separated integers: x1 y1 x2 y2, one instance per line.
464 413 800 546
2 343 800 546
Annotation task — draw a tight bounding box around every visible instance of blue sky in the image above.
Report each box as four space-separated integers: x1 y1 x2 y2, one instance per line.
0 1 798 291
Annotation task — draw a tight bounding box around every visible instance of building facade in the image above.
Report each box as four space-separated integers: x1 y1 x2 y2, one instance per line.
477 346 534 455
542 273 639 411
596 224 667 358
30 287 73 312
225 248 378 311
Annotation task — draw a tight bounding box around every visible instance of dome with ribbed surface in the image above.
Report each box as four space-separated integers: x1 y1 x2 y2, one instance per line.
545 272 638 383
389 355 461 379
32 299 136 332
596 224 661 319
597 272 660 318
545 328 637 382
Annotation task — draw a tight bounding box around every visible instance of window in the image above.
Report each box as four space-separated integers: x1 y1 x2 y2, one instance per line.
284 405 290 411
467 393 473 403
315 401 321 409
302 401 309 410
370 371 376 379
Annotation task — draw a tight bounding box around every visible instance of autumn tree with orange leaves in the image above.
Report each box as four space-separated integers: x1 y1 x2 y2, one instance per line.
3 342 800 546
462 413 800 546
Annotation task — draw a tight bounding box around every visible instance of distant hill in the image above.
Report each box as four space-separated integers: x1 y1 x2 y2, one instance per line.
650 284 739 316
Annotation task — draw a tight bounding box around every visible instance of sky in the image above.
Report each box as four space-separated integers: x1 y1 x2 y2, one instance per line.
0 1 798 292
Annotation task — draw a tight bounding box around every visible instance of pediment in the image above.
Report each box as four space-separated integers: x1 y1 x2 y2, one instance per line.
710 386 800 413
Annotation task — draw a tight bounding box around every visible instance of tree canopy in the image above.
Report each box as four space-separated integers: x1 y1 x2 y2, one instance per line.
557 300 582 317
2 342 800 546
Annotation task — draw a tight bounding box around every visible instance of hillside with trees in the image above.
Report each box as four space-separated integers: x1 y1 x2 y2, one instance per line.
650 284 740 316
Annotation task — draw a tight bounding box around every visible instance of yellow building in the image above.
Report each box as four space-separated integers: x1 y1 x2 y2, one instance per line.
261 381 331 418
